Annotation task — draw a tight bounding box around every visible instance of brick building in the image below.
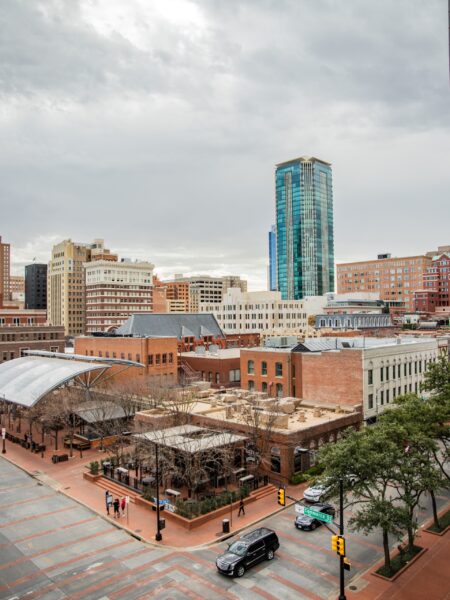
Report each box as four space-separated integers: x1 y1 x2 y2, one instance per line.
180 348 241 388
414 252 450 313
337 253 432 313
241 336 440 422
74 335 178 383
0 308 65 363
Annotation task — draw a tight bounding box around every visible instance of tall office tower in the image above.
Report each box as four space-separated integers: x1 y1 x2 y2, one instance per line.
275 156 334 299
0 235 11 305
268 225 277 291
25 264 47 310
48 239 117 336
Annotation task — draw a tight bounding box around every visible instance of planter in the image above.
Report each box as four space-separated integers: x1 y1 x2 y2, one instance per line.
425 507 450 536
135 494 257 531
372 546 427 581
83 472 102 482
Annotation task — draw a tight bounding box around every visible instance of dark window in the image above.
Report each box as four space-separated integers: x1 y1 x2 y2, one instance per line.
247 360 254 375
275 362 283 377
380 367 384 382
368 369 373 385
261 361 267 376
148 354 153 365
368 394 373 409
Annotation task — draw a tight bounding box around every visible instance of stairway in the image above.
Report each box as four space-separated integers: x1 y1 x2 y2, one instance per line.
179 360 202 384
249 484 277 501
95 476 142 504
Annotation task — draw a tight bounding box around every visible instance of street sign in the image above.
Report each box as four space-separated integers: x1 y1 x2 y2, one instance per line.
1 428 5 440
304 507 333 523
295 503 305 515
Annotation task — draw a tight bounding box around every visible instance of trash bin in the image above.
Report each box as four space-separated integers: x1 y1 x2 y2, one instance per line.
222 519 230 534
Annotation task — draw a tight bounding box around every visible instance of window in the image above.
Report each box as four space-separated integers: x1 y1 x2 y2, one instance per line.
409 362 412 376
156 354 161 365
380 367 384 382
380 391 384 405
404 363 407 376
229 369 240 383
275 362 283 377
148 354 153 365
398 364 401 377
386 390 390 404
392 365 396 379
215 372 220 384
136 354 140 363
276 383 283 398
368 394 374 409
162 353 167 364
248 380 255 391
270 446 281 473
368 369 373 385
262 382 267 393
261 361 267 376
168 353 173 363
247 360 254 375
385 366 389 381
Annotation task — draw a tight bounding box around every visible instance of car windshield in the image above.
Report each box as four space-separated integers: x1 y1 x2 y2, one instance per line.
228 541 249 556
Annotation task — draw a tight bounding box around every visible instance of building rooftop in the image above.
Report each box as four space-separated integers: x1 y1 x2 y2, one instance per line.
115 313 225 340
276 156 332 168
134 424 246 452
180 348 240 359
293 336 436 352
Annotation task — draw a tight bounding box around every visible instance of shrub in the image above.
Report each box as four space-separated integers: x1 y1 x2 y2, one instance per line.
89 461 99 475
290 473 308 485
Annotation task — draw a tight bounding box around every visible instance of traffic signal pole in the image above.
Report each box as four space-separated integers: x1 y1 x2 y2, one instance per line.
339 477 346 600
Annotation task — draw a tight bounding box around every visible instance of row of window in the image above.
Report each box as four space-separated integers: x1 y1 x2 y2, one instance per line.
368 357 435 384
368 382 420 409
85 350 174 365
248 360 283 376
248 380 284 397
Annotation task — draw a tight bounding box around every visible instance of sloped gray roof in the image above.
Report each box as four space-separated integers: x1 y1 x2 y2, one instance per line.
74 401 128 423
116 313 225 340
293 336 433 353
0 357 110 408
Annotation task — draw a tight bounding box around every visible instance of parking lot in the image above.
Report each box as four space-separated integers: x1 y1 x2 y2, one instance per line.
1 458 449 600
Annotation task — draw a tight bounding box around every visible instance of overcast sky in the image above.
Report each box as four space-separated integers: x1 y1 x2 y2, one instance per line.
1 0 449 289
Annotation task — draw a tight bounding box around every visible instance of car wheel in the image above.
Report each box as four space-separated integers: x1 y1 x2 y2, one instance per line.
266 549 274 560
310 522 317 530
235 565 245 577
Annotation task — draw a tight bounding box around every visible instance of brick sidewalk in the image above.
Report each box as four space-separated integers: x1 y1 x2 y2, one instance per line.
1 433 302 548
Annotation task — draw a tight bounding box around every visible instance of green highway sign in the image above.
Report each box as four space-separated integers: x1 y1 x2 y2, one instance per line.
303 507 333 523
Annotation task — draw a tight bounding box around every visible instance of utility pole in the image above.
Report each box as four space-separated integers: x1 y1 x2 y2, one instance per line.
339 477 346 600
155 442 162 541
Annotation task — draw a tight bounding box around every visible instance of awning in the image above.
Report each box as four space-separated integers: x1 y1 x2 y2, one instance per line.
0 356 111 408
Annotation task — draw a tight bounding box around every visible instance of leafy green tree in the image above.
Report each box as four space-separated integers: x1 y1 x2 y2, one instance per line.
319 426 407 574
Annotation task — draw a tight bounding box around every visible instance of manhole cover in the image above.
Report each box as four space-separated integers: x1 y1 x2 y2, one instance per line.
64 487 71 490
349 586 357 591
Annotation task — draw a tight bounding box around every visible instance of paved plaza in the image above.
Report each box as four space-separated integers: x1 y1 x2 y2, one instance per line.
1 457 449 600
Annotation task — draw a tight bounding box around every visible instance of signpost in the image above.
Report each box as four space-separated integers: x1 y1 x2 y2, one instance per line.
303 506 333 523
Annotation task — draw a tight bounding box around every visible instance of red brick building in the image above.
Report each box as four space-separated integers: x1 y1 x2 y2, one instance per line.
0 309 65 363
180 349 241 388
414 253 450 313
74 335 179 383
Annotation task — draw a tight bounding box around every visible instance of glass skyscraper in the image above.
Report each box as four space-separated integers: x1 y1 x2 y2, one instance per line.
268 225 277 291
275 156 334 299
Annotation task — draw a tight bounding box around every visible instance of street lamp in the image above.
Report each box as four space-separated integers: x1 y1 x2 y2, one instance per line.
154 442 162 541
2 427 6 454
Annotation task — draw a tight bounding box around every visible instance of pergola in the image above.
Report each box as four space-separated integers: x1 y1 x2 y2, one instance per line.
0 350 143 408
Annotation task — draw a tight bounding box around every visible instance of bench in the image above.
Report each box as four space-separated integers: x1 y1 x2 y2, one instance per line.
64 437 91 451
165 489 181 498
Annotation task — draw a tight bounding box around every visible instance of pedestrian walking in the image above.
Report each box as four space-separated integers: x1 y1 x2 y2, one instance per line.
238 498 245 517
113 497 120 519
105 491 113 515
120 496 126 517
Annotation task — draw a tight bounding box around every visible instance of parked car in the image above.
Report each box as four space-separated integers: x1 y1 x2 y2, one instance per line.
303 481 332 503
216 527 279 577
295 503 335 530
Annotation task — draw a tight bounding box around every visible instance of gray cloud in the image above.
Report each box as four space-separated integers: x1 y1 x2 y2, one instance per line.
1 0 449 289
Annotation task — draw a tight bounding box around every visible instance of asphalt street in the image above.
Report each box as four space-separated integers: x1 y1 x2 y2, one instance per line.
0 458 448 600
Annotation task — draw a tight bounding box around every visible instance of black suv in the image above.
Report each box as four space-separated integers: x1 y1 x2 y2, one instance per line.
295 503 335 531
216 528 279 577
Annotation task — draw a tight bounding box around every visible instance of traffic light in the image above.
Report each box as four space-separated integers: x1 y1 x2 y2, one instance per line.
277 487 285 506
343 557 351 571
331 535 345 556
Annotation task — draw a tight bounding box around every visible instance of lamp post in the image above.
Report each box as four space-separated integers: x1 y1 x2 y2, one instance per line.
155 442 162 541
2 427 6 454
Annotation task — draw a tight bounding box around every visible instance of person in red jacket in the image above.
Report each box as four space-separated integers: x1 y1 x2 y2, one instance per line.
121 496 126 517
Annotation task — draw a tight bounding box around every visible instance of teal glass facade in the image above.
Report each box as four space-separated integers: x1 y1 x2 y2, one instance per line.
275 157 334 299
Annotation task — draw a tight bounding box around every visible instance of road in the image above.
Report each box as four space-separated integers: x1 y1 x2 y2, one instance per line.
0 458 448 600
